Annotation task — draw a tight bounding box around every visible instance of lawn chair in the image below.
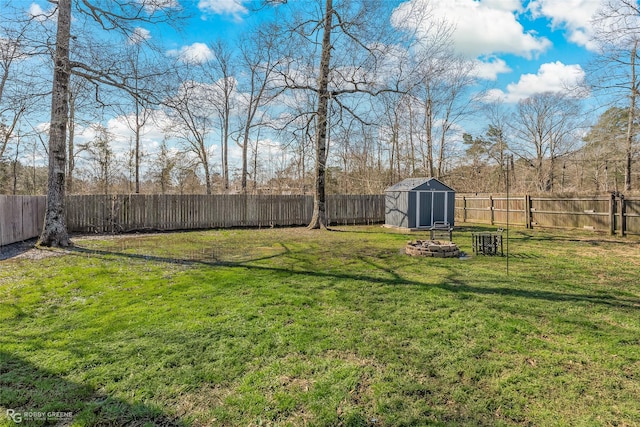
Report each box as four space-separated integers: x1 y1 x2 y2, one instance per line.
429 221 453 241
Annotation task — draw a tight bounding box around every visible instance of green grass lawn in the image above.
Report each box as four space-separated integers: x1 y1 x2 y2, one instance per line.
1 225 639 426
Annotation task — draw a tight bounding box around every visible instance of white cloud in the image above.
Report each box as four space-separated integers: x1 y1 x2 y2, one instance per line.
108 114 166 154
482 0 523 10
529 0 602 51
72 111 167 161
486 61 586 103
27 3 45 16
27 2 54 22
198 0 248 20
139 0 180 14
167 42 214 64
128 27 151 45
393 0 551 59
474 56 512 80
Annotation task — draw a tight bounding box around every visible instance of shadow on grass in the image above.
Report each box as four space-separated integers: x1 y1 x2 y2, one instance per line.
329 224 504 239
0 239 37 261
452 225 503 233
439 276 639 309
0 351 185 426
511 229 640 245
68 245 640 311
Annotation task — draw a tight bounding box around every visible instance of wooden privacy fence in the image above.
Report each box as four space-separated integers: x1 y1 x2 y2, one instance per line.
456 194 640 236
0 195 47 246
65 194 386 233
5 193 640 247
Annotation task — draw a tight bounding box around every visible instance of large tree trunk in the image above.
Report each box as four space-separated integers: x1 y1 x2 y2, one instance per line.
223 103 229 191
39 0 71 247
67 89 76 194
408 101 416 175
625 40 638 192
135 99 141 194
202 143 212 195
308 0 333 230
241 127 249 192
425 97 435 177
134 47 142 194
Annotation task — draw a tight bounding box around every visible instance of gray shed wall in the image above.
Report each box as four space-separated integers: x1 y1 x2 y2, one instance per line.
385 191 410 228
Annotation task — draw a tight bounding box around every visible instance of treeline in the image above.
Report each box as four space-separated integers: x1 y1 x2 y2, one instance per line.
1 1 639 200
1 147 632 197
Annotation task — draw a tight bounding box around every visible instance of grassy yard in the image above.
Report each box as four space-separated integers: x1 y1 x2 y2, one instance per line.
1 225 639 426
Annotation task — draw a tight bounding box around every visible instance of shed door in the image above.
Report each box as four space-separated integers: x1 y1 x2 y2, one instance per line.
417 191 432 228
416 191 449 228
433 192 446 223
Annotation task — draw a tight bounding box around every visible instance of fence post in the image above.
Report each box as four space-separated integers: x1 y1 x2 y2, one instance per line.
619 194 626 237
462 196 467 223
524 194 533 229
0 196 4 247
609 193 616 235
489 195 494 225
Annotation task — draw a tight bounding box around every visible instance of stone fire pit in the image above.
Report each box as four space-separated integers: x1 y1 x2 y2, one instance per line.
405 240 460 258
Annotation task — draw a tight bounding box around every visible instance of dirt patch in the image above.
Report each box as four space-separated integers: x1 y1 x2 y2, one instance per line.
0 239 69 261
173 384 230 419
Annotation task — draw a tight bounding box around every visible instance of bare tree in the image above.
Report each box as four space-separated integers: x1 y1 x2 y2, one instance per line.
511 92 582 192
482 102 512 191
164 79 215 194
235 25 284 192
204 41 236 192
435 58 476 178
37 0 182 247
0 102 26 178
386 2 461 179
625 39 638 191
274 0 403 228
581 106 629 192
591 0 640 191
278 90 318 194
146 140 176 194
0 10 47 192
408 52 476 179
121 40 154 194
66 75 100 194
78 124 117 195
38 0 73 246
309 0 333 228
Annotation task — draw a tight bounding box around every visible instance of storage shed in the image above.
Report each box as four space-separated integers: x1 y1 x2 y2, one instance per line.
385 178 455 230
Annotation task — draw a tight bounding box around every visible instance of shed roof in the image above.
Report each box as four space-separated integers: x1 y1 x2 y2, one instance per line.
385 177 455 192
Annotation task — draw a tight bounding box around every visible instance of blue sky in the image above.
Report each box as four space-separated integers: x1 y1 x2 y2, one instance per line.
156 0 601 103
397 0 598 102
22 0 603 103
15 0 613 171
